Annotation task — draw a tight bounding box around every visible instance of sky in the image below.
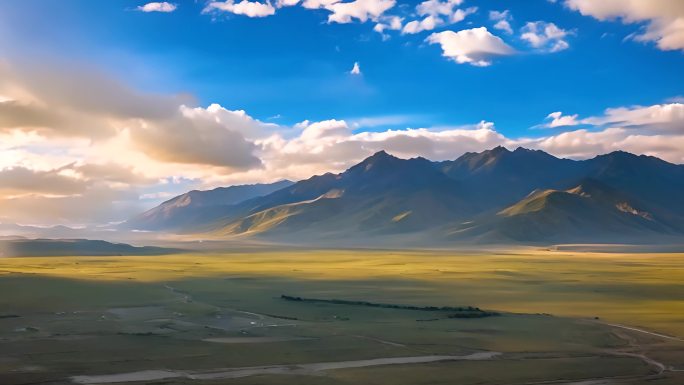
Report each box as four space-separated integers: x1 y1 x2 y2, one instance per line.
0 0 683 226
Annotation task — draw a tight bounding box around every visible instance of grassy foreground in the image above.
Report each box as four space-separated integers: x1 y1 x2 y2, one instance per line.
2 248 683 335
1 248 683 384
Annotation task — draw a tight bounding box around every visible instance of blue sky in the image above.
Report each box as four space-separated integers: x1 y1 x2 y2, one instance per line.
1 0 682 136
0 0 683 225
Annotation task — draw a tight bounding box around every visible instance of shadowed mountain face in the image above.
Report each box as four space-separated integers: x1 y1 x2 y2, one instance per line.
439 147 585 209
583 151 684 227
127 148 684 244
450 178 677 243
216 151 474 238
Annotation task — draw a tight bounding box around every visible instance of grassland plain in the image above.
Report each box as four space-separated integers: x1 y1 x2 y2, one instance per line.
1 248 683 384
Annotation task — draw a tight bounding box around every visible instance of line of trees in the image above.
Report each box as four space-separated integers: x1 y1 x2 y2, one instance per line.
280 295 499 318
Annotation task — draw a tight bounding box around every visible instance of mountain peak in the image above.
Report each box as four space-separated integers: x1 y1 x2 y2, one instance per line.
367 150 397 161
513 147 539 154
596 150 638 160
491 145 511 154
352 150 402 171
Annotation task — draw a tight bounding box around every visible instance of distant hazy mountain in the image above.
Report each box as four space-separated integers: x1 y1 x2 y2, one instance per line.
125 148 684 245
0 238 179 257
124 180 293 231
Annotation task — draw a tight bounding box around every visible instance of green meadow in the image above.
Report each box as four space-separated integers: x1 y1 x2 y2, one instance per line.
1 248 683 384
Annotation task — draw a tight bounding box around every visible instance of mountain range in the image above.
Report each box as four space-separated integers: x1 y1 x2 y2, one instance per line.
125 180 293 231
125 147 684 245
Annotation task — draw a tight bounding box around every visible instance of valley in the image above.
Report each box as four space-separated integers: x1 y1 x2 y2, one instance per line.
1 248 683 384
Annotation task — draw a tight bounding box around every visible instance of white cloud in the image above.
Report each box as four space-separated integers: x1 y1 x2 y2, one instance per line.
179 103 275 140
448 7 476 23
298 119 351 141
544 111 580 128
300 0 395 24
128 105 263 169
204 0 276 17
493 20 512 35
520 21 571 52
489 10 513 34
583 102 684 132
402 16 441 34
374 15 403 39
539 103 684 131
489 10 509 21
325 0 396 24
0 166 87 196
301 0 340 9
350 62 362 75
564 0 684 51
137 2 177 13
401 0 475 34
532 127 684 163
416 0 462 18
426 27 515 66
276 0 300 6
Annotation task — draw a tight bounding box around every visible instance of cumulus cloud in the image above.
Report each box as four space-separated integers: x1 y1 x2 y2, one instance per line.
544 111 581 128
255 119 510 181
426 27 515 66
298 119 351 141
0 167 87 196
0 61 261 171
276 0 300 6
325 0 396 24
137 2 177 13
403 16 441 34
178 103 275 140
203 0 397 22
416 0 462 18
301 0 341 9
538 103 684 131
402 0 476 34
533 127 684 163
0 62 186 133
38 75 182 121
582 102 684 132
520 21 571 52
489 10 513 34
0 60 273 224
204 0 276 17
564 0 684 51
129 106 263 169
374 15 403 38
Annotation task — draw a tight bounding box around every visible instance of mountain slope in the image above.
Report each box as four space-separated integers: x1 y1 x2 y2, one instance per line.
439 146 584 209
124 180 293 231
583 151 684 227
451 179 677 243
212 151 474 239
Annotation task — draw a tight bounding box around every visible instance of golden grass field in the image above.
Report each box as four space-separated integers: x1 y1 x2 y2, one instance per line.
1 247 683 384
3 248 683 335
